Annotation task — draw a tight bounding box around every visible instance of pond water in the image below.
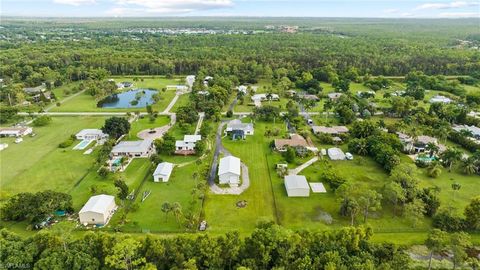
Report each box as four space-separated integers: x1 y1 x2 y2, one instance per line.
98 89 157 108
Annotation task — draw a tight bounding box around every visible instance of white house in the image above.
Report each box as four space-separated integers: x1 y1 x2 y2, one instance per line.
284 175 310 197
429 95 452 104
453 125 480 139
237 85 248 94
166 85 189 91
79 194 117 225
153 162 174 182
224 119 254 139
111 140 154 158
251 93 280 102
218 155 241 187
311 126 349 135
75 129 108 141
175 135 202 152
186 75 196 88
0 127 33 137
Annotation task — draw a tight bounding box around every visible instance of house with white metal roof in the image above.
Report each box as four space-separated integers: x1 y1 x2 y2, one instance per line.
175 135 202 153
153 162 174 182
284 175 310 197
75 129 108 141
0 127 33 137
79 194 117 225
218 156 241 187
111 140 154 158
429 95 452 104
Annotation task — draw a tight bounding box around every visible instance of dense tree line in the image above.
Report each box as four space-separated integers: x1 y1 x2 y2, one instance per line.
0 223 412 270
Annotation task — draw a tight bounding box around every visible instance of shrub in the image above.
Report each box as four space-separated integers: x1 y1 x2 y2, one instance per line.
58 138 74 148
432 210 465 232
33 115 52 126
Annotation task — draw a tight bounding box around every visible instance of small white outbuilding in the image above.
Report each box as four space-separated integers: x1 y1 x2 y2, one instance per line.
79 194 117 225
284 175 310 197
153 162 174 182
218 155 241 186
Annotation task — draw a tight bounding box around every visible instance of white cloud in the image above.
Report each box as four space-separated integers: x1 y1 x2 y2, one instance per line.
438 12 480 17
383 8 400 14
415 1 478 10
53 0 96 6
108 0 233 15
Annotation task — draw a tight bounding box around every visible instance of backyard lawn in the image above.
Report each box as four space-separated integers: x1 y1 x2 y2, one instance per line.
124 162 203 233
202 120 286 233
0 116 107 200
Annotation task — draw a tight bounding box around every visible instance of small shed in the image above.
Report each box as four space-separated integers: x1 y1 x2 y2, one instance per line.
327 147 346 160
284 175 310 197
79 194 117 225
153 162 174 182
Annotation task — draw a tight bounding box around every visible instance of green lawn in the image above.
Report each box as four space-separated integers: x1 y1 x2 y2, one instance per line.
127 115 171 140
124 162 202 233
202 120 286 233
50 76 182 112
0 116 106 200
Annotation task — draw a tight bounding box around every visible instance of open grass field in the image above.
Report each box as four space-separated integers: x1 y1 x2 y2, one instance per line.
49 76 182 112
0 116 106 200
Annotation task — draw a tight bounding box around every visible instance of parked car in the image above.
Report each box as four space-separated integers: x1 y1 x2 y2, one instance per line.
345 152 353 160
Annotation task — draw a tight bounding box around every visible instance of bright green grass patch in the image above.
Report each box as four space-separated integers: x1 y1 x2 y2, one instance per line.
202 120 286 234
0 116 106 199
124 162 202 233
171 94 190 112
68 158 151 210
127 115 171 140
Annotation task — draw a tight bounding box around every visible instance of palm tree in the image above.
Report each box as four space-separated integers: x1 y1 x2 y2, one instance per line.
425 142 439 158
427 162 442 178
161 202 171 221
171 202 183 225
451 182 462 201
461 157 477 175
440 148 462 172
323 99 333 120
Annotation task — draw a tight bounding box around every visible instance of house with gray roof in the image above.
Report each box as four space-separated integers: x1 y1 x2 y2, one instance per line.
111 140 154 158
224 119 254 140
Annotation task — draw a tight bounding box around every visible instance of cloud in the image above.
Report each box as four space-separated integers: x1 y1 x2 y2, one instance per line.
383 8 400 14
415 1 478 10
53 0 96 6
438 12 480 17
108 0 234 15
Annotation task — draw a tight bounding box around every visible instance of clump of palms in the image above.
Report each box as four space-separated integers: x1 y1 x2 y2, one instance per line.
427 161 442 178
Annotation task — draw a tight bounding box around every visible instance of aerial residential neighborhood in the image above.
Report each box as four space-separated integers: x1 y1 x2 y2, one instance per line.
0 8 479 270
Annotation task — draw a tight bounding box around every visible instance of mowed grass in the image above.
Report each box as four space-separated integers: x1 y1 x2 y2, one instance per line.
202 120 285 233
124 162 202 233
69 158 152 210
127 115 171 140
0 116 106 199
50 76 182 112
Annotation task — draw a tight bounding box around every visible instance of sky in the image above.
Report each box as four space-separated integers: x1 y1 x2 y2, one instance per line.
1 0 479 18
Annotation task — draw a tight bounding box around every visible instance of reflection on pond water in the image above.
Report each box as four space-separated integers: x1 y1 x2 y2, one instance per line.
98 89 157 108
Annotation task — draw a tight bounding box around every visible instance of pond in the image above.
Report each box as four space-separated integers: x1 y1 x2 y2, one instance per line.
98 89 157 108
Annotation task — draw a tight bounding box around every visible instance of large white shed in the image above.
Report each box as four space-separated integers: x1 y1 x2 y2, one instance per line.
79 194 117 225
153 162 174 182
218 155 241 186
284 175 310 197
